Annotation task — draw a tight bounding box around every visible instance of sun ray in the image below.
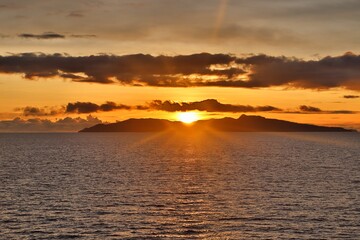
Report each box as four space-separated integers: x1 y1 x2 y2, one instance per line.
213 0 228 40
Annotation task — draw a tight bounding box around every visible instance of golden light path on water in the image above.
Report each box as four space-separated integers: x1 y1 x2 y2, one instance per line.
1 132 359 238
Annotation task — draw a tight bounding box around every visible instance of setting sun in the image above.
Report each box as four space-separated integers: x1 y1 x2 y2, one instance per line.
178 112 199 124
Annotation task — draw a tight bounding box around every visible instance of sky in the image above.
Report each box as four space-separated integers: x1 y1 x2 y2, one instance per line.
0 0 359 131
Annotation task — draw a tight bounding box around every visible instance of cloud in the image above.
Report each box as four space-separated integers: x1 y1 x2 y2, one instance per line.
18 32 65 39
143 99 281 112
15 100 358 116
299 105 321 112
64 99 280 114
64 99 281 113
16 32 96 39
0 52 237 84
294 105 355 114
66 101 131 113
15 106 64 116
0 115 102 132
70 34 96 38
0 52 359 90
343 95 359 99
233 52 360 90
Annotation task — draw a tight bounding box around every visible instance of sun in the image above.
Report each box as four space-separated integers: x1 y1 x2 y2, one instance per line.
178 112 199 124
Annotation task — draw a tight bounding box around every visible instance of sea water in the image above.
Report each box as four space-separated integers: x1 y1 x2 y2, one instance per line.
0 132 359 239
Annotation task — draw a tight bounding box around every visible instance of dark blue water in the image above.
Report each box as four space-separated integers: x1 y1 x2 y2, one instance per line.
0 132 359 239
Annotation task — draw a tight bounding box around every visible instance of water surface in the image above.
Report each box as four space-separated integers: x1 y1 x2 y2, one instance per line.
0 132 359 239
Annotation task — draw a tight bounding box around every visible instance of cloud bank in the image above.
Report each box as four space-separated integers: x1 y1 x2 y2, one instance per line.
64 99 281 114
14 100 356 116
0 115 102 132
0 52 359 90
145 99 281 112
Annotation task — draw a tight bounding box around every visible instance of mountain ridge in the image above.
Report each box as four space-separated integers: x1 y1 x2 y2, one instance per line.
79 115 355 132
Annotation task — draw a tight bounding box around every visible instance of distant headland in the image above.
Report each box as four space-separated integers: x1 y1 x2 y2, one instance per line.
79 115 355 132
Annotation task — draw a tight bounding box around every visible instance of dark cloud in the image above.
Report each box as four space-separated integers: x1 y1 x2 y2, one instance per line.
0 52 236 84
66 101 131 114
328 110 356 114
18 32 65 39
144 99 281 113
65 99 281 113
0 52 359 90
234 52 360 90
344 95 359 99
0 115 102 132
15 100 357 116
16 32 96 39
294 105 355 114
22 99 281 115
299 105 321 112
15 106 63 116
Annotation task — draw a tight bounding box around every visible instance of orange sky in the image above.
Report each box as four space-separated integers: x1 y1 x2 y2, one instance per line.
0 0 359 131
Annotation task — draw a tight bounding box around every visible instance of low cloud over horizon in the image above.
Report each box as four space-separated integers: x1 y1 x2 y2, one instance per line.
145 99 281 113
0 115 102 132
0 52 359 90
13 99 356 117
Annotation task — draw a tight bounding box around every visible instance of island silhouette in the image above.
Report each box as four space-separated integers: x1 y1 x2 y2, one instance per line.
79 114 354 132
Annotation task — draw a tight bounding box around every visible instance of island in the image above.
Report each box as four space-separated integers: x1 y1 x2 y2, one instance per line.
79 115 355 132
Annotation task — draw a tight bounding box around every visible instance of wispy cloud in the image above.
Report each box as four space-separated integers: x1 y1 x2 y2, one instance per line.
343 95 359 99
286 105 356 114
70 34 96 38
18 32 65 39
16 32 96 40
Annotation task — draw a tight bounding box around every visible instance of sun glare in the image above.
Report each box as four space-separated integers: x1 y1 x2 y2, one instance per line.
178 112 199 124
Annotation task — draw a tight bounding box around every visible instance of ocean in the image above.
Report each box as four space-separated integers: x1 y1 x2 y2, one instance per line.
0 132 359 239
